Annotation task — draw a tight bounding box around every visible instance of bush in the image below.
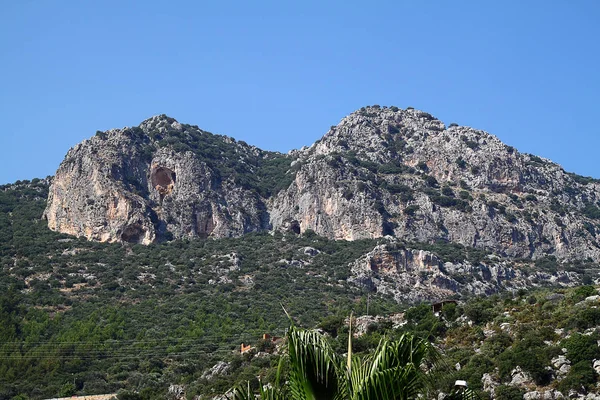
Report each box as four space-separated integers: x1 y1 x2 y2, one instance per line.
481 332 512 357
563 333 600 364
558 360 597 393
441 303 458 321
318 315 345 337
571 285 596 302
582 204 600 219
424 175 439 187
495 385 525 400
441 187 454 197
464 300 493 325
404 205 419 216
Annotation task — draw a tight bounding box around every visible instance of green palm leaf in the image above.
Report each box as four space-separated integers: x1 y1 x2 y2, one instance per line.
225 314 447 400
347 333 441 400
286 325 345 400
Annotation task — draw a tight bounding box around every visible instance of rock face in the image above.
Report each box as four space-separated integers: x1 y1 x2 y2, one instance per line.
45 115 275 244
270 106 600 262
45 106 600 264
348 238 582 302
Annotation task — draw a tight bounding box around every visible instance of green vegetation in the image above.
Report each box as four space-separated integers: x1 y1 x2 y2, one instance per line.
455 157 467 169
430 194 471 212
582 203 600 220
0 181 404 399
226 285 600 399
3 180 600 399
229 323 449 400
567 172 600 185
138 120 296 197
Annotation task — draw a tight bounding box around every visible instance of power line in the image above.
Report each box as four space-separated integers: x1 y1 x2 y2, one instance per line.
0 332 287 360
0 331 286 346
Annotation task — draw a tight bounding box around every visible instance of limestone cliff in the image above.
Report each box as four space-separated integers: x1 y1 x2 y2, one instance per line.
270 106 600 262
45 107 600 264
348 238 581 303
44 115 277 244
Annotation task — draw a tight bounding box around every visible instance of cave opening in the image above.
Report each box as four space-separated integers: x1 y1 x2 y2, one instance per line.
151 167 176 197
121 224 145 243
289 220 301 235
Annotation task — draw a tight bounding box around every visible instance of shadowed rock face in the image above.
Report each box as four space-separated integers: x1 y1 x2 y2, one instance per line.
45 107 600 263
151 166 176 198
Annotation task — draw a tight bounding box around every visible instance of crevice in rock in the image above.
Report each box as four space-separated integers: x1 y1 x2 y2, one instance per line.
121 224 145 243
289 220 301 234
195 213 215 239
151 166 176 202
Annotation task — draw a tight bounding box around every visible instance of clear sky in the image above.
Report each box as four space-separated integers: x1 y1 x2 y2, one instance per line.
1 0 599 184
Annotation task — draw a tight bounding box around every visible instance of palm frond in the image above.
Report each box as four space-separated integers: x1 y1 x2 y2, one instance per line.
226 381 254 400
348 333 442 400
287 324 344 400
224 316 449 400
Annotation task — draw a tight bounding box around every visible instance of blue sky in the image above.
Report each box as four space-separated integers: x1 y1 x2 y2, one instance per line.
1 0 599 184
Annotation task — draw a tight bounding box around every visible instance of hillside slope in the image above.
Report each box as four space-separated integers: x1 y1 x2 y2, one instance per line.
2 176 600 399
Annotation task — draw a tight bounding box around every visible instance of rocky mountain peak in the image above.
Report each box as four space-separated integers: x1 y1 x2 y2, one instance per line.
44 107 600 263
309 105 445 162
139 114 183 135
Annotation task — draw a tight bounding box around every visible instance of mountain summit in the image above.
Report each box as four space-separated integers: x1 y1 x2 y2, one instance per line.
44 106 600 262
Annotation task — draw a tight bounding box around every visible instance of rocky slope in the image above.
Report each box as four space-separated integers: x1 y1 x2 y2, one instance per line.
271 106 600 262
45 106 600 263
44 116 282 244
348 238 588 303
6 177 600 399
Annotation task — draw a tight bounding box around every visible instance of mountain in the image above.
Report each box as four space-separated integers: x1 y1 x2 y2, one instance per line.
45 106 600 263
4 106 600 399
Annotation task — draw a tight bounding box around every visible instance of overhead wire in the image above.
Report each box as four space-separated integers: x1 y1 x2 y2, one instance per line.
0 331 287 360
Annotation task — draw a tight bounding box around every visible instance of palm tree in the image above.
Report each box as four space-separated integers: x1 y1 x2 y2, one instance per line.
227 316 449 400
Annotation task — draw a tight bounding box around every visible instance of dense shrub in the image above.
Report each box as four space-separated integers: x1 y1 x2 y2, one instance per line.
558 360 597 393
495 385 525 400
562 333 600 364
464 300 494 325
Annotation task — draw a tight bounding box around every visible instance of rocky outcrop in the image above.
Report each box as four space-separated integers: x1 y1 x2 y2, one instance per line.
44 115 274 244
270 106 600 262
348 238 583 302
201 361 231 381
45 107 600 264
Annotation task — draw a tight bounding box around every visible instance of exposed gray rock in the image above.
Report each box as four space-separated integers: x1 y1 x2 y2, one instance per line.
481 372 499 394
345 313 405 337
201 361 231 381
547 293 566 302
524 390 564 400
552 355 571 379
510 366 533 387
167 384 186 400
593 359 600 375
45 115 274 244
45 107 600 266
270 106 600 262
347 238 583 302
301 246 320 257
